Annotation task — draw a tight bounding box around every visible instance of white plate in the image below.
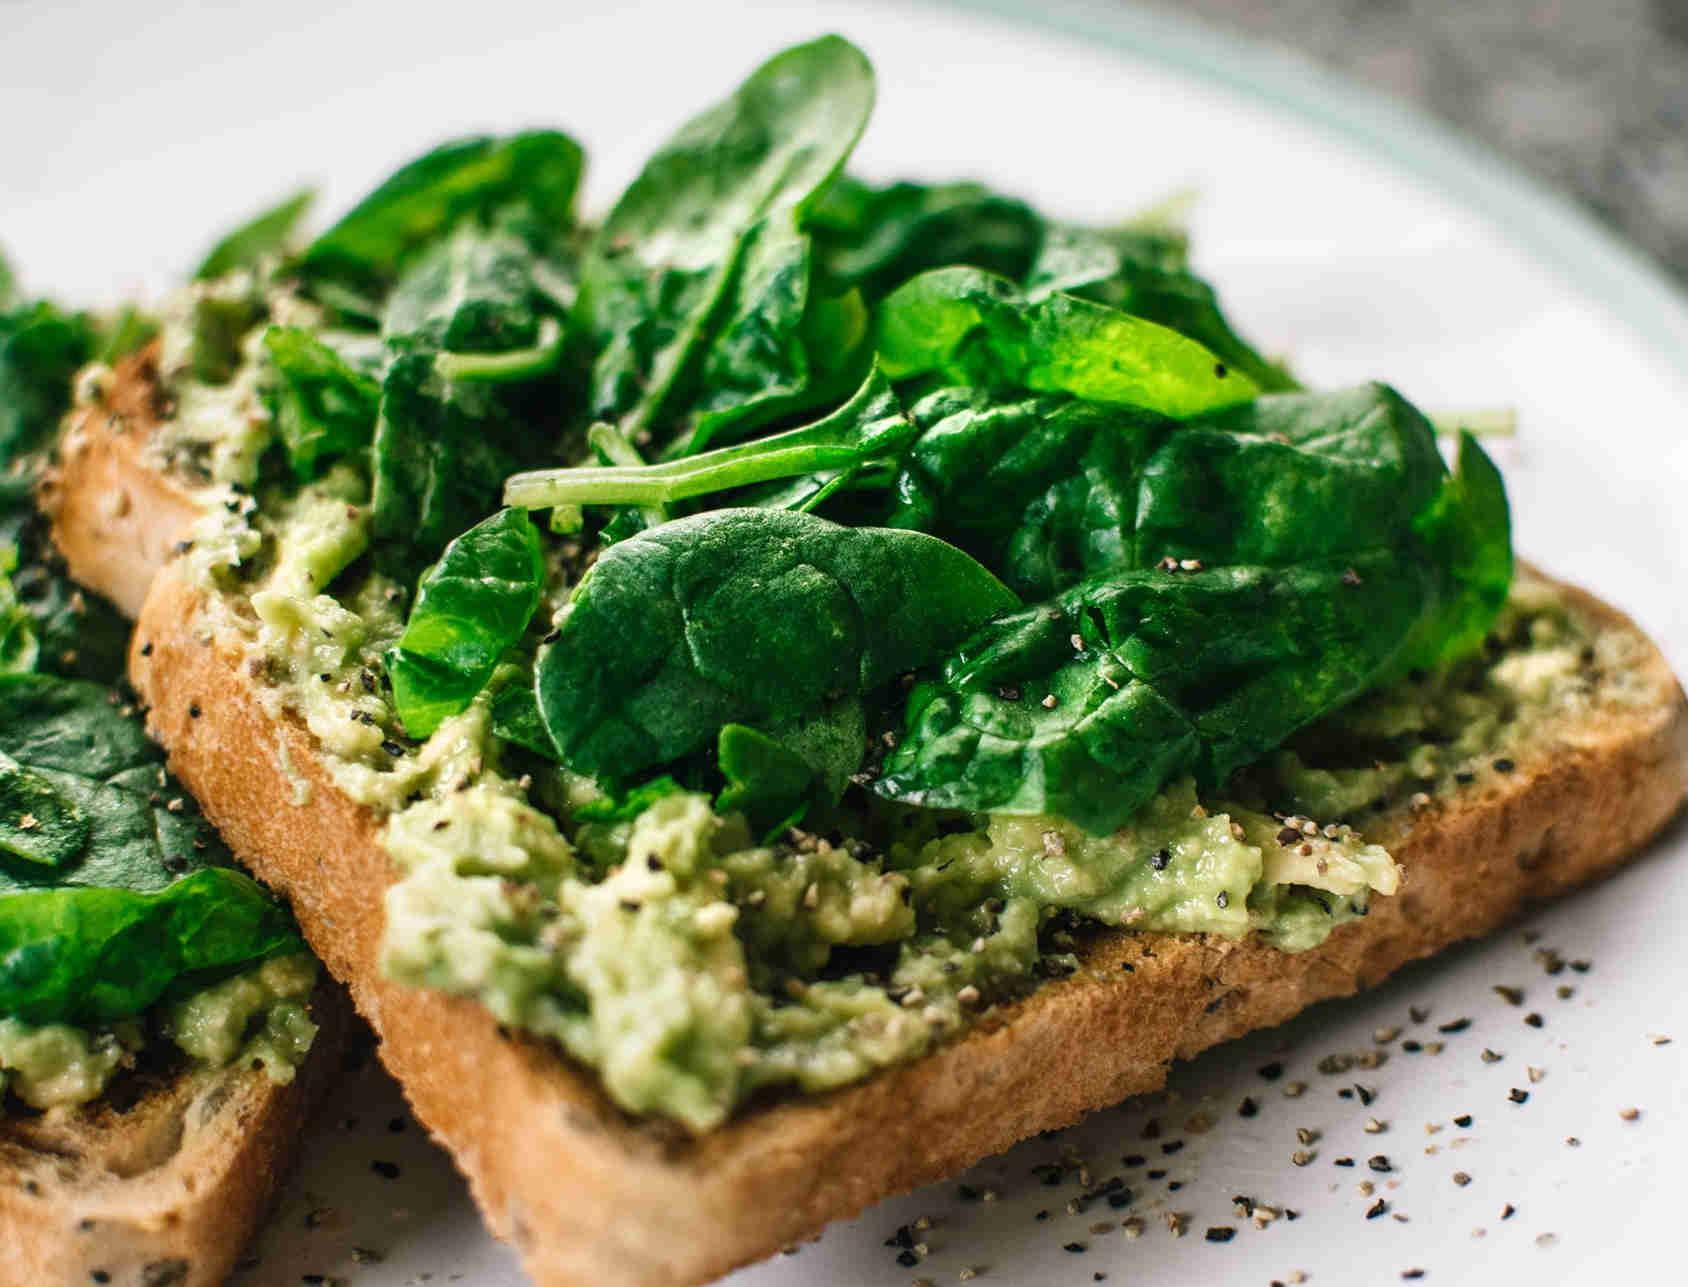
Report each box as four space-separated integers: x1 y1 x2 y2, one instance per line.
9 2 1687 1283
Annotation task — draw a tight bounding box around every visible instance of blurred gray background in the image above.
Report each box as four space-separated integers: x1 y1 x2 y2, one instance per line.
1143 0 1688 285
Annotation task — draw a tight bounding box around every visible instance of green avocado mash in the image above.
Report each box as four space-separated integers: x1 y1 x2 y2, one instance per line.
0 953 318 1110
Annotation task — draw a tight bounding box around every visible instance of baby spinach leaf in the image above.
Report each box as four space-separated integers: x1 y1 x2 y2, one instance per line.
875 267 1256 417
0 250 15 310
489 681 557 761
809 176 1045 300
678 213 870 455
1 300 95 461
0 674 303 1025
370 352 556 582
0 748 88 868
874 386 1511 831
262 325 383 479
579 35 874 441
875 553 1427 832
505 365 912 511
716 698 866 832
0 505 129 684
572 775 686 823
193 186 316 280
300 131 584 294
534 508 1017 785
1027 224 1298 392
387 508 545 738
381 224 545 354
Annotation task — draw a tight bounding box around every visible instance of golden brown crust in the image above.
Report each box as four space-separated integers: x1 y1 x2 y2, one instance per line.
52 362 1688 1285
0 982 350 1287
40 345 202 619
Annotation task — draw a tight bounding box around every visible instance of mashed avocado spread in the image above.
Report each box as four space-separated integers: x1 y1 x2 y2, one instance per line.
115 271 1600 1131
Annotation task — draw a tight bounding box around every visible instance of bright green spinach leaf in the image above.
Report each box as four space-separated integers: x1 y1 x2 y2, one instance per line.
876 267 1255 417
534 507 1016 785
578 35 874 443
262 325 383 479
300 132 584 294
387 508 544 738
715 698 866 833
194 187 316 280
0 674 303 1025
382 224 546 354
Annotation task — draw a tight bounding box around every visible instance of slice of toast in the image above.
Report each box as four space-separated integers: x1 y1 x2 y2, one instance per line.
0 981 350 1287
47 351 1688 1286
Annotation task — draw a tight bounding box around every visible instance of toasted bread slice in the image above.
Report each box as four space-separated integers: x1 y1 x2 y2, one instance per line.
47 352 1688 1286
0 981 350 1287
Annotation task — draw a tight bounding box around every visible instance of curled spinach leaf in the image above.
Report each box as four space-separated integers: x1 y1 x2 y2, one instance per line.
387 508 545 738
716 698 865 835
534 507 1017 785
300 131 584 295
578 35 874 443
194 187 316 280
0 748 88 868
876 267 1255 417
262 325 383 480
0 674 303 1024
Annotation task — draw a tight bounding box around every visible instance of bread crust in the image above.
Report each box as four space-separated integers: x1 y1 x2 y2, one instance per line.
50 362 1688 1286
0 981 351 1287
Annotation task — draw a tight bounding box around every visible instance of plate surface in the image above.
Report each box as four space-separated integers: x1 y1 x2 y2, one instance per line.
8 1 1686 1283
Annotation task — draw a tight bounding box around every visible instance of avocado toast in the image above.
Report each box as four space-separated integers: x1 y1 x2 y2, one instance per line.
0 290 348 1284
37 34 1688 1286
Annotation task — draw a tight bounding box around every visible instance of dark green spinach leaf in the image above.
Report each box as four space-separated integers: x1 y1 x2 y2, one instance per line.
0 301 95 461
387 508 544 738
876 267 1255 417
300 132 584 294
262 325 383 479
194 187 316 280
578 35 874 442
0 674 303 1024
534 507 1016 785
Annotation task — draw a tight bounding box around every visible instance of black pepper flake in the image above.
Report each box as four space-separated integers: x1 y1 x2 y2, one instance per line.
370 1160 401 1180
381 739 406 757
1339 1088 1355 1099
1402 1040 1423 1053
1122 1154 1146 1167
1238 1096 1259 1118
1355 1084 1377 1106
1403 1271 1426 1280
1368 1155 1392 1173
1036 1210 1051 1222
896 1249 919 1268
1454 1114 1473 1128
886 1226 915 1248
1063 1243 1088 1254
1213 362 1228 379
188 703 201 718
1438 1018 1471 1034
1366 1199 1388 1219
1502 1203 1516 1220
387 1116 406 1133
1161 1140 1184 1156
1107 1190 1134 1210
1492 757 1515 772
1119 960 1135 972
1454 770 1475 785
1492 985 1525 1006
1204 1226 1236 1242
1141 1118 1162 1139
1335 1157 1355 1167
139 641 153 656
1508 1088 1529 1104
91 1274 111 1285
1570 959 1592 974
1258 1062 1284 1081
1151 848 1171 871
958 1184 981 1202
542 630 562 644
1215 890 1229 909
1524 1013 1544 1028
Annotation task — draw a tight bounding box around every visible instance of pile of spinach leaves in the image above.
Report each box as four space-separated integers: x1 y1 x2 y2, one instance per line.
243 36 1508 838
0 252 306 1030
